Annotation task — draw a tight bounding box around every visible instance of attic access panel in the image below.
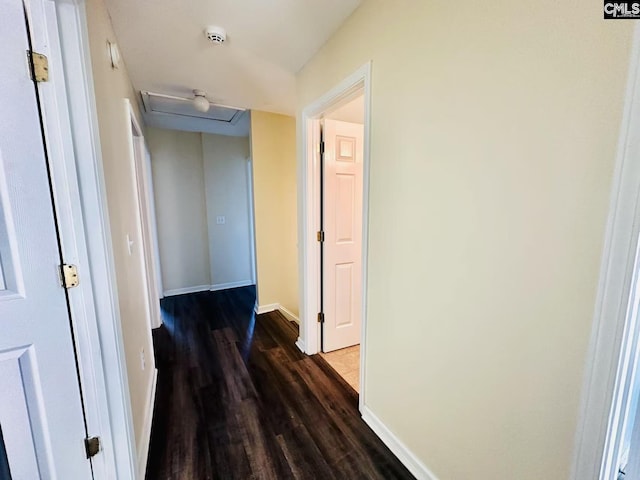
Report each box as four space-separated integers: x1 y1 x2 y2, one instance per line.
141 91 245 124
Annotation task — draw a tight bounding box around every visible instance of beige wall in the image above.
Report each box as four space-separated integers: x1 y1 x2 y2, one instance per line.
250 111 299 316
147 128 211 293
85 0 156 458
297 1 633 479
202 134 254 288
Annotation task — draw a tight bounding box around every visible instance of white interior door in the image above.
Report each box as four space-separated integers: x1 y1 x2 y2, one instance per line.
0 1 92 478
144 145 165 303
322 119 364 352
132 125 162 328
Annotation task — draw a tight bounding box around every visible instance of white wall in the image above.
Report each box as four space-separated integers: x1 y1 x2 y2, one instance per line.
297 1 633 479
85 0 157 466
147 128 211 294
148 128 255 295
202 134 254 289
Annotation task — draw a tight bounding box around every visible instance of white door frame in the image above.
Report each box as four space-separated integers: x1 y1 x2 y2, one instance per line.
246 155 258 285
144 143 164 301
297 62 371 411
571 24 640 480
35 0 137 478
127 100 162 329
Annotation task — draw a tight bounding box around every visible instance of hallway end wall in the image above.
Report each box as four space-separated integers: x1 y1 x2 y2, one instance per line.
250 111 299 318
146 128 211 294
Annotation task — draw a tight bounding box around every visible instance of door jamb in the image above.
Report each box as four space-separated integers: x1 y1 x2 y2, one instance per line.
298 62 371 412
37 0 137 478
144 143 164 301
127 100 162 329
571 23 640 480
246 155 258 285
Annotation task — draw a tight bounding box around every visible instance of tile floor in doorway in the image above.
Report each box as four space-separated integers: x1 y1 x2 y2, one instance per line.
320 345 360 392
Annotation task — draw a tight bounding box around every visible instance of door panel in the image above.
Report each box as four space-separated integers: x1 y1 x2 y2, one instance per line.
335 174 356 243
334 262 355 327
0 0 92 478
0 425 11 480
0 348 46 479
322 119 364 352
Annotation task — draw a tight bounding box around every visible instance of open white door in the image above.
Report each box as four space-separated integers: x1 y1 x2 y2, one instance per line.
130 114 163 328
0 1 93 477
322 119 364 352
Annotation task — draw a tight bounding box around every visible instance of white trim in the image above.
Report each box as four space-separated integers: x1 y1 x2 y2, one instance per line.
254 302 300 323
571 24 640 480
278 305 300 324
126 100 162 329
136 368 157 480
361 406 439 480
255 303 279 315
298 62 372 413
144 144 164 300
210 280 254 292
43 1 137 478
295 338 306 353
246 156 258 285
165 282 256 297
163 285 211 297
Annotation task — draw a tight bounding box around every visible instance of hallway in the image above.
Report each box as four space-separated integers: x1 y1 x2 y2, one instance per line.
145 287 414 479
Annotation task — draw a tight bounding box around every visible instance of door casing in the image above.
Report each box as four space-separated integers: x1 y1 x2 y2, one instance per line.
571 23 640 480
298 62 371 412
31 0 138 478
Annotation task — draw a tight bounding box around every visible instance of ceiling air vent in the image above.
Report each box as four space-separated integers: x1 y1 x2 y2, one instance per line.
140 91 245 124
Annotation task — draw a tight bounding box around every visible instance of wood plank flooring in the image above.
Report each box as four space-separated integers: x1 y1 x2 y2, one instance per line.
145 286 414 480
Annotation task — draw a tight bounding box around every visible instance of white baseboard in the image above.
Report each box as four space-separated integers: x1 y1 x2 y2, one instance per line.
361 405 439 480
164 282 255 297
295 337 306 353
163 284 210 297
151 309 162 329
210 280 253 292
137 368 158 480
255 303 279 315
278 305 300 324
254 303 299 324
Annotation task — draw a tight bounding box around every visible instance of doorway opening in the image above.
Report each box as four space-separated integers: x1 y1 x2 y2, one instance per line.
318 96 365 392
299 63 371 406
571 26 640 480
128 100 163 332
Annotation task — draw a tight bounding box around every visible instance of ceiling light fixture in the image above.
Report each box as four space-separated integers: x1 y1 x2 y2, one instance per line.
140 90 246 118
192 90 210 112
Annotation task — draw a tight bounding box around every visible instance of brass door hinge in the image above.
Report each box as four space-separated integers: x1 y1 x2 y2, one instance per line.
84 436 100 458
317 312 325 323
61 264 79 289
317 231 325 242
320 141 325 156
27 51 49 82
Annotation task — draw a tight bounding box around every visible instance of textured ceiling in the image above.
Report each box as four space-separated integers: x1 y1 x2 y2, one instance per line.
106 0 361 126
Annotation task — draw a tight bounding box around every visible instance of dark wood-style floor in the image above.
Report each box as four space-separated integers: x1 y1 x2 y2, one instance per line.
145 286 414 480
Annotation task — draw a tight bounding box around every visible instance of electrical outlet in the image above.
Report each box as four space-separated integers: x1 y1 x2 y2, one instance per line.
140 348 146 370
216 215 225 225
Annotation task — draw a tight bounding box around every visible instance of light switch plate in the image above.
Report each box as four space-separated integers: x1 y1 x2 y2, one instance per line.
216 215 225 225
126 234 134 255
